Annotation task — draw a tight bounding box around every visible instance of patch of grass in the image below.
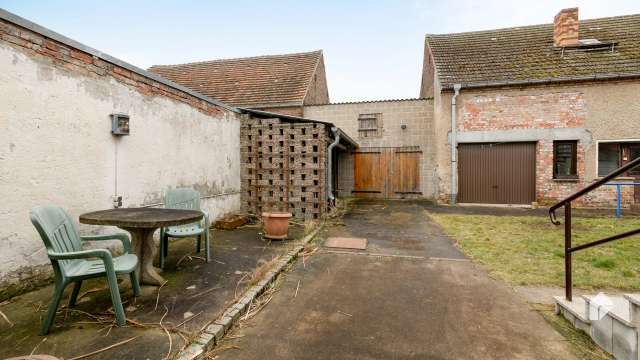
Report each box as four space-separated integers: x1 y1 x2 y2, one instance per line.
428 212 640 290
533 304 612 360
591 258 615 269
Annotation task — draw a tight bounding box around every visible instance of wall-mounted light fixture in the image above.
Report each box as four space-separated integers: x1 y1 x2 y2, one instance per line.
111 113 130 136
401 122 407 130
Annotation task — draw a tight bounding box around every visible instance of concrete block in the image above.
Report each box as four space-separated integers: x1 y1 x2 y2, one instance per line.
195 332 215 349
214 315 233 332
591 315 614 353
612 320 638 360
175 344 204 360
206 324 225 342
224 307 241 321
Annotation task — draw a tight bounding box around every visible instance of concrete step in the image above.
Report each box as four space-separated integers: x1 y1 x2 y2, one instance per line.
554 295 591 333
624 294 640 327
555 294 639 360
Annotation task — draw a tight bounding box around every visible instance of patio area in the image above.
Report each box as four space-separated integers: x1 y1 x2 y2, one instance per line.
0 223 305 360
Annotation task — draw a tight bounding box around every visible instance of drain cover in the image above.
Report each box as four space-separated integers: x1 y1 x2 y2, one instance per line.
324 237 368 250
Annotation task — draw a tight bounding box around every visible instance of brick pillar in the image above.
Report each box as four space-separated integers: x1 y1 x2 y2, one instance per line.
554 8 579 47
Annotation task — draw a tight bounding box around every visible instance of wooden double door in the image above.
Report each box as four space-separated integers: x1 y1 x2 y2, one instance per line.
353 147 421 198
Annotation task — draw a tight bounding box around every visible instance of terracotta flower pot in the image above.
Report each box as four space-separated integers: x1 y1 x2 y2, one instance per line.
262 212 292 240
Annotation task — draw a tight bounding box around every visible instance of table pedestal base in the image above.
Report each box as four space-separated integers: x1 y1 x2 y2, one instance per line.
122 227 165 286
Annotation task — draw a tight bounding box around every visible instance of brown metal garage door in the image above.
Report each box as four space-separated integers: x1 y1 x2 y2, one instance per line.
353 147 421 198
458 142 536 204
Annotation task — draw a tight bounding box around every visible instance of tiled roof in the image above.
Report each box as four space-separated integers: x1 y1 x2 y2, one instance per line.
149 51 323 108
426 14 640 89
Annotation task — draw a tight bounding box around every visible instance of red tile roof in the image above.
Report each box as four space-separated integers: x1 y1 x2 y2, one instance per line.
149 50 323 108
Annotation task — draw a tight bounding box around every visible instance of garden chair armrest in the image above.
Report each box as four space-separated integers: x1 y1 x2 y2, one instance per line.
81 233 131 253
48 249 113 262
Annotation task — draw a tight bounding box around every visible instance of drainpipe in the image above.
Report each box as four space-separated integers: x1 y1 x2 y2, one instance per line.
450 84 462 205
327 126 340 206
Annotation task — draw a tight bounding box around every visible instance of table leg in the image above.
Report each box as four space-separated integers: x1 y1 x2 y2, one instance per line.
124 227 166 286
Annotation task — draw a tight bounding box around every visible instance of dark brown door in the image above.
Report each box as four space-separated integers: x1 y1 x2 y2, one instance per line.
353 147 421 198
458 142 536 204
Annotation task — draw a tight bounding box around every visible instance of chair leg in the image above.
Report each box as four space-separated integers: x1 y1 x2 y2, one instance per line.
160 233 167 269
39 281 67 335
163 234 169 257
106 271 126 326
196 235 201 253
204 230 210 263
130 270 141 297
68 280 83 307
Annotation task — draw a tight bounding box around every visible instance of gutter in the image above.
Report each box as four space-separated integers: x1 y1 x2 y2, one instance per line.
440 72 640 91
450 84 462 205
327 127 341 205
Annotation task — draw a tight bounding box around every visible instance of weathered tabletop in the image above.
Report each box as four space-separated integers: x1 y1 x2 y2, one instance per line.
79 208 204 285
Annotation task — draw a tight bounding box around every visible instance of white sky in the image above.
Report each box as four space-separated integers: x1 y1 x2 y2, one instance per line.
1 0 639 102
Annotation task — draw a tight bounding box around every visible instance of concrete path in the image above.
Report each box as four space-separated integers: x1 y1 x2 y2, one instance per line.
219 200 576 359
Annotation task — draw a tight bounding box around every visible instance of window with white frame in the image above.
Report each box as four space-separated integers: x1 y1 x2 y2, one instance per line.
357 113 381 138
598 141 640 177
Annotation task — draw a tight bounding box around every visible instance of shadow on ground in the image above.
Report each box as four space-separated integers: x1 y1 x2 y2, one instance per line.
0 224 304 359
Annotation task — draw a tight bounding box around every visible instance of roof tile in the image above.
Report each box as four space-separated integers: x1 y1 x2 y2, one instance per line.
427 14 640 89
149 51 323 107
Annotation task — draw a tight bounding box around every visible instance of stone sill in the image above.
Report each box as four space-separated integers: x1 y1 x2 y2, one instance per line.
552 178 580 183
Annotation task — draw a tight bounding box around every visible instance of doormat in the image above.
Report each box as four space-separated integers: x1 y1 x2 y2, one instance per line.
324 237 368 250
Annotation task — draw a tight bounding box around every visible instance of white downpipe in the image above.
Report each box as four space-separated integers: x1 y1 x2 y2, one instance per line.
451 84 462 205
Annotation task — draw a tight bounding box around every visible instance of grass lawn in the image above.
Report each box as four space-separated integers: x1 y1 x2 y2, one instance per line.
428 212 640 290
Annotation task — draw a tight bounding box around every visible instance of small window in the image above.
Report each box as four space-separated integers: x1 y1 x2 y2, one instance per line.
358 113 382 138
598 142 640 177
553 140 577 179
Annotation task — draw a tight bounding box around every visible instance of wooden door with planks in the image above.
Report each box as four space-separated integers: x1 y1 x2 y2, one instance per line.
353 147 421 198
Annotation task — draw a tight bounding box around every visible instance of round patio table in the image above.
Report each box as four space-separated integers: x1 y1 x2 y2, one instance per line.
79 208 204 286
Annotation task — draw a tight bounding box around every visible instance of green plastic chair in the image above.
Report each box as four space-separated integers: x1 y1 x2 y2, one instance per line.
30 206 140 335
159 188 210 268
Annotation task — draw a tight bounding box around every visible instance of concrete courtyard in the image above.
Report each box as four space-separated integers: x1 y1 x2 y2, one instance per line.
216 200 577 359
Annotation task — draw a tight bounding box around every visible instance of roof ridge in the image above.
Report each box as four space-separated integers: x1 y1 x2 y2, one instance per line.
425 13 640 37
149 50 323 69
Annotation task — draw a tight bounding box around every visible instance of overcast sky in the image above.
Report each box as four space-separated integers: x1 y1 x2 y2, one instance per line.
1 0 639 102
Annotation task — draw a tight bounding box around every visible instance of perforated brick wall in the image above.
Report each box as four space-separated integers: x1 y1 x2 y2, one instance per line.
240 117 328 219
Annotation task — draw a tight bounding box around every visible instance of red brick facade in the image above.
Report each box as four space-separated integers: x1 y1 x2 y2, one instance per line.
0 19 231 118
461 91 632 208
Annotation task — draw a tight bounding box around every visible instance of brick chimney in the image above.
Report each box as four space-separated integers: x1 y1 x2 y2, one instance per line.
554 7 579 46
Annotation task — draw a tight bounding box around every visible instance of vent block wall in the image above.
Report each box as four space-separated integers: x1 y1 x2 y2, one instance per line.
241 117 328 219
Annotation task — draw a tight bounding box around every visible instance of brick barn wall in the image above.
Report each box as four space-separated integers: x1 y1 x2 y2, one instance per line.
445 83 640 208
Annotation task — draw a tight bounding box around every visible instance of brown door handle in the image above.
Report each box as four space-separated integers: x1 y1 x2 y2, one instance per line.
492 185 498 189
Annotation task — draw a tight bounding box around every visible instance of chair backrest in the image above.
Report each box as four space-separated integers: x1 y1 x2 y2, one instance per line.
30 206 82 271
164 188 201 211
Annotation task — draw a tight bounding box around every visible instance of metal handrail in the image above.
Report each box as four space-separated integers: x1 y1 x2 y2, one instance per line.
548 155 640 301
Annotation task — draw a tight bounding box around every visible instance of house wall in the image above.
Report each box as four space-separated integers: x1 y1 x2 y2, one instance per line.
433 79 640 207
303 57 330 106
304 99 436 199
419 41 435 99
256 106 304 117
0 17 241 300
